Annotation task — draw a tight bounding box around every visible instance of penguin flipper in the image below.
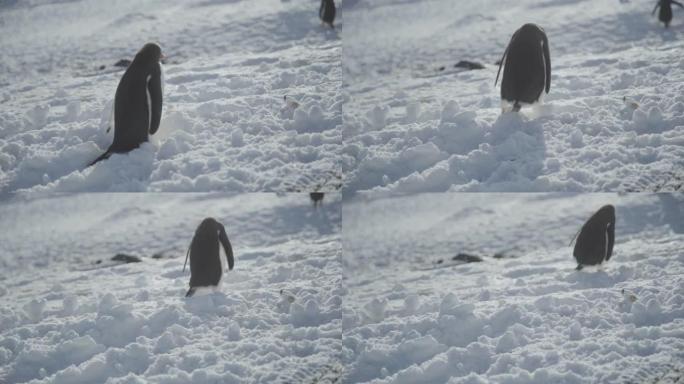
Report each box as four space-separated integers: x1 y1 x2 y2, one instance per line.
542 32 551 94
495 31 516 87
653 2 660 15
182 240 192 273
218 223 234 270
605 221 615 261
674 0 684 8
494 47 507 87
89 150 111 167
185 287 196 297
148 65 163 135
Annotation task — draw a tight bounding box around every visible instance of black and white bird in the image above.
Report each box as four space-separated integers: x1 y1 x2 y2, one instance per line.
90 42 164 166
319 0 336 28
571 205 615 271
310 192 324 208
183 218 234 297
495 24 551 112
653 0 684 27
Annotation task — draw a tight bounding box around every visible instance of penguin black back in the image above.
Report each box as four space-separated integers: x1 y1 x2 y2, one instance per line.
573 205 615 270
495 24 550 112
320 0 336 28
90 43 164 166
653 0 684 27
184 217 234 297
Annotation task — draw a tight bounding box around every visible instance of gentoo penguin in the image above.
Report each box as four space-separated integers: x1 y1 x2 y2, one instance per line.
319 0 336 28
653 0 684 27
572 205 615 271
495 24 550 112
183 218 234 297
310 192 324 208
90 43 164 166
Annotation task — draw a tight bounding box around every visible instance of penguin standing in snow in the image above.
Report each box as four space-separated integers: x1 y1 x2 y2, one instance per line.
571 205 615 271
653 0 684 28
90 43 164 166
495 24 551 112
320 0 336 28
310 192 324 208
183 218 234 297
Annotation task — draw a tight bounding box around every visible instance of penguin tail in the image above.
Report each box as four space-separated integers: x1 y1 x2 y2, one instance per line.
89 151 111 167
185 287 196 297
512 102 521 112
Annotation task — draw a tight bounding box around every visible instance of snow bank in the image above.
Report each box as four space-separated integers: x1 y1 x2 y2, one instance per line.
0 193 342 383
343 0 684 194
0 0 342 194
343 193 684 383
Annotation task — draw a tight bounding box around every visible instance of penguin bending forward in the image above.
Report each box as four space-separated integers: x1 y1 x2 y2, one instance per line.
653 0 684 27
183 218 234 297
495 24 550 112
320 0 336 28
572 205 615 271
90 43 164 166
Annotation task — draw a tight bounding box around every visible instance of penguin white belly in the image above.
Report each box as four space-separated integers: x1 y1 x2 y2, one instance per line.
540 40 546 95
146 74 152 131
159 62 165 95
217 245 226 287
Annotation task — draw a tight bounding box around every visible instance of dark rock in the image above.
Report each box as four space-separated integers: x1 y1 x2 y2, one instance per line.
452 253 483 263
111 253 142 263
454 60 485 70
114 59 132 68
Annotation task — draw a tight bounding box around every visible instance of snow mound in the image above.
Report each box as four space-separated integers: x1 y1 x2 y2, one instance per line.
343 0 684 194
0 0 342 194
343 193 684 383
0 193 342 383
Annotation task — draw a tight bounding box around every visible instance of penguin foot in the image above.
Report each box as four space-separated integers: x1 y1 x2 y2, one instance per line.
512 102 522 112
185 288 196 297
575 264 584 271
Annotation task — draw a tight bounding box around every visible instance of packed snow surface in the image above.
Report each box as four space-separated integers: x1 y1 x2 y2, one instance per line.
342 0 684 194
0 0 342 194
0 193 342 383
343 193 684 383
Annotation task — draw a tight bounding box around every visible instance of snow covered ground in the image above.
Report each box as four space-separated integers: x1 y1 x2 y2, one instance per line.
0 0 342 195
0 193 342 383
342 193 684 383
342 0 684 194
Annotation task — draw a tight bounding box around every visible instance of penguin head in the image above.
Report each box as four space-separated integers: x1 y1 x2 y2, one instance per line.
197 217 219 234
594 205 615 225
517 23 545 40
519 23 543 33
135 42 164 65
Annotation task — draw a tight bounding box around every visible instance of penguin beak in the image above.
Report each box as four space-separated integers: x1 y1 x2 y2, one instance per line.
160 53 167 62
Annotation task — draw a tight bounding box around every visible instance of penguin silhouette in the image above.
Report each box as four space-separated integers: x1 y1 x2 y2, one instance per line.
320 0 336 28
90 43 164 166
183 218 234 297
653 0 684 27
495 24 550 112
310 192 324 208
571 205 615 271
